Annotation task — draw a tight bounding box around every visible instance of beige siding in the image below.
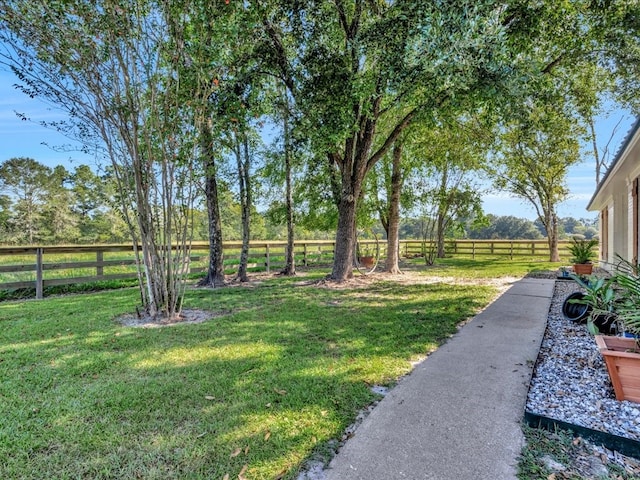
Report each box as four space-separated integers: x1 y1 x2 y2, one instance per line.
611 189 627 266
590 124 640 270
607 204 614 270
628 182 635 261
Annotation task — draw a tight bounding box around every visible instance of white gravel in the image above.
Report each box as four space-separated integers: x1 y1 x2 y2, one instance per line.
526 280 640 442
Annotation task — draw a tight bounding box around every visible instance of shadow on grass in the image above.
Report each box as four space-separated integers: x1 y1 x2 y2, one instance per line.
0 279 494 479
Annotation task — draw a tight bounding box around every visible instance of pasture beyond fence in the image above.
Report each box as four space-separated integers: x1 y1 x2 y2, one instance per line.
0 239 576 298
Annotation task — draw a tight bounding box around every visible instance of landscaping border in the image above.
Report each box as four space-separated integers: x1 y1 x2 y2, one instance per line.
524 410 640 458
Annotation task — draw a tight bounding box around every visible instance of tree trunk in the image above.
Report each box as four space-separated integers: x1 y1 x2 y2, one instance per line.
436 165 449 259
236 131 251 283
421 215 438 266
197 121 226 288
329 125 372 281
331 192 358 281
281 95 296 275
545 212 561 262
436 212 447 259
385 142 403 274
328 95 414 282
589 118 602 186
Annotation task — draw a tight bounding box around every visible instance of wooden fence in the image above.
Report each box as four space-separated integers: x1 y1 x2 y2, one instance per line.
0 239 574 298
400 239 574 259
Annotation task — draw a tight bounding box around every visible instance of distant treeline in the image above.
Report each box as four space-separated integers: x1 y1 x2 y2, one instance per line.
397 214 597 242
0 158 334 245
0 157 596 246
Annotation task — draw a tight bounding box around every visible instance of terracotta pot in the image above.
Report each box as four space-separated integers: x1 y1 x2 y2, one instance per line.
595 335 640 403
573 263 594 275
358 255 375 269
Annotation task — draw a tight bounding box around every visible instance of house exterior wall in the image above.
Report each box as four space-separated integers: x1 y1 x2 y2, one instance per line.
600 190 629 270
628 181 635 262
606 204 613 268
588 119 640 271
612 188 628 268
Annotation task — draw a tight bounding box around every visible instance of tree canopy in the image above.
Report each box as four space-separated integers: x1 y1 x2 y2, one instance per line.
0 0 638 286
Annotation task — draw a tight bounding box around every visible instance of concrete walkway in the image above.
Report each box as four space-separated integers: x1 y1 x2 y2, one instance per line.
324 277 556 480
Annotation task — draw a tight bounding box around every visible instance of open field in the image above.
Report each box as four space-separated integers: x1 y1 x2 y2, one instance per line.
0 240 573 300
0 259 560 479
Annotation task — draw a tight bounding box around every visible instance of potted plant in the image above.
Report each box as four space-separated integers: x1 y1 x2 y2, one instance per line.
613 264 640 338
357 243 376 269
593 260 640 403
567 274 618 334
567 237 598 275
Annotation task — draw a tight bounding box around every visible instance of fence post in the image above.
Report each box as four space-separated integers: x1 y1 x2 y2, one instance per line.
35 247 43 299
510 241 514 260
303 243 308 266
472 241 475 259
531 242 535 256
96 250 104 277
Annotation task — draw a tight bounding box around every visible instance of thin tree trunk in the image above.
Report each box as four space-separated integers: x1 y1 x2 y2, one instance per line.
236 131 251 283
281 93 295 275
436 166 449 259
436 212 447 259
198 120 226 287
385 142 403 274
589 118 602 186
545 212 561 262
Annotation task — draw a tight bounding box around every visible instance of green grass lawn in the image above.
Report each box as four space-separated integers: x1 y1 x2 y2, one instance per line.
0 259 558 479
403 255 561 279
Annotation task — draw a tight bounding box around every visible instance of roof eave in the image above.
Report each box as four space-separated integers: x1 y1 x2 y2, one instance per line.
587 117 640 212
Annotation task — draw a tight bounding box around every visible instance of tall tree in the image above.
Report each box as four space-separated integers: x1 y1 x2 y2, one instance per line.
380 140 404 274
258 1 516 281
418 121 486 259
198 119 227 287
280 88 296 276
372 115 486 268
1 1 200 319
491 101 584 262
174 0 247 289
0 157 51 244
69 164 108 243
232 129 254 282
41 165 79 243
592 2 640 114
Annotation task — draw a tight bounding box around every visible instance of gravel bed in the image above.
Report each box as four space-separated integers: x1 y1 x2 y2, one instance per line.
526 280 640 442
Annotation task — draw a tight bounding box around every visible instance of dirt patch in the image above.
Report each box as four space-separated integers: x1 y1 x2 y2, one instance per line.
116 308 224 328
116 267 535 328
310 270 520 295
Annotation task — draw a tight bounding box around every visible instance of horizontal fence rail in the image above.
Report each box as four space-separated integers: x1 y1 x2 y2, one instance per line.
400 239 574 260
0 239 577 298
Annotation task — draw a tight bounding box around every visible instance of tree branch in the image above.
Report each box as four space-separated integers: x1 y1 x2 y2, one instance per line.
541 54 564 74
367 108 416 170
262 19 297 97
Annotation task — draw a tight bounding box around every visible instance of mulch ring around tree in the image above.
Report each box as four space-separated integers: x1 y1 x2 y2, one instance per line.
116 309 224 328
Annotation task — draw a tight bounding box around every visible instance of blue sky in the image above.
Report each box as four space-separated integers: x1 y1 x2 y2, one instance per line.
482 108 635 221
0 68 635 221
0 69 99 169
